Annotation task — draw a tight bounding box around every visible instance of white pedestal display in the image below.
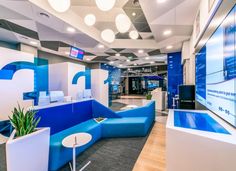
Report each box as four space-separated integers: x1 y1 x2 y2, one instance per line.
6 128 50 171
151 88 166 111
166 110 236 171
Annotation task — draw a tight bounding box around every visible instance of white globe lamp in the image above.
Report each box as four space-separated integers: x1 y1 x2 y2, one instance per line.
84 14 96 26
115 14 131 33
129 30 139 39
101 29 115 43
48 0 71 13
95 0 116 11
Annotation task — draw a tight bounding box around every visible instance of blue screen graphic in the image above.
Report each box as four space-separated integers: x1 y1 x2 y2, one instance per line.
196 5 236 127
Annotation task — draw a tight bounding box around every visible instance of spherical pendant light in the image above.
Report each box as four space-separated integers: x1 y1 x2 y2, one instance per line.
115 14 131 33
48 0 71 13
129 30 139 39
95 0 116 11
101 29 115 43
84 14 96 26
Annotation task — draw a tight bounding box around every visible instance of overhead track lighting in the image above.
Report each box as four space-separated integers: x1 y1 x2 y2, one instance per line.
95 0 116 11
48 0 71 13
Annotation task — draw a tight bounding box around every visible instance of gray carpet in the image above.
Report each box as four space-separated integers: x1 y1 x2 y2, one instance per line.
59 136 148 171
0 143 7 171
110 102 127 111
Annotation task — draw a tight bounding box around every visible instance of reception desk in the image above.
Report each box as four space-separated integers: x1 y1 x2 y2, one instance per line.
166 109 236 171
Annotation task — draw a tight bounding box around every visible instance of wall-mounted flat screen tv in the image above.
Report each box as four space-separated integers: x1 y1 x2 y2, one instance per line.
70 46 85 60
195 5 236 127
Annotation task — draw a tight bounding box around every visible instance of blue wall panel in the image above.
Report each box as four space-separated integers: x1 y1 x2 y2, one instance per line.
167 52 183 108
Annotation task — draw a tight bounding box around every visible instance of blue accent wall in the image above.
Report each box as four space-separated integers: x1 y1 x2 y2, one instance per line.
0 57 49 105
167 52 183 108
72 67 91 89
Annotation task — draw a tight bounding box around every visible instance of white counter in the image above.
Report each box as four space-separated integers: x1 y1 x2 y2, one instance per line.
32 98 93 110
166 109 236 171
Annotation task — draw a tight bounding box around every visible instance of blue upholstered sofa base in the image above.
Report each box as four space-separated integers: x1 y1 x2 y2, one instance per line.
36 100 155 171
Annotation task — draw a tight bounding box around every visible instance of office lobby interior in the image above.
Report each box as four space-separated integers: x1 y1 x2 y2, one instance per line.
0 0 235 171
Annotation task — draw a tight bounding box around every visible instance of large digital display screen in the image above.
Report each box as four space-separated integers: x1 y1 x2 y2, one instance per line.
196 5 236 127
70 46 84 60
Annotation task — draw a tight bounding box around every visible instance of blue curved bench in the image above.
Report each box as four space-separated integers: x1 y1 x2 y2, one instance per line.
36 99 155 171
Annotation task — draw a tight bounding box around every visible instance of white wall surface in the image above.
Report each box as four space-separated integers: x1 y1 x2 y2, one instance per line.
91 69 109 107
0 47 34 120
49 62 85 100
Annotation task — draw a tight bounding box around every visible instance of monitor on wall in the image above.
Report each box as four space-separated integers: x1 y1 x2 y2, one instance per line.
195 5 236 127
70 46 85 60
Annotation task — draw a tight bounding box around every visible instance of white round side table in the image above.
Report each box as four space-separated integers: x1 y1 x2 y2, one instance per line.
62 133 92 171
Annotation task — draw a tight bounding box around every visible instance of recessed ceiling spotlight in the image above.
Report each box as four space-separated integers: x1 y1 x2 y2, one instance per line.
138 49 144 54
157 0 166 3
67 27 75 33
145 57 149 60
119 64 123 67
150 61 155 64
84 14 96 26
134 63 137 66
48 0 71 13
129 30 139 40
30 41 38 45
126 59 130 62
132 12 136 16
86 58 91 61
98 44 105 48
163 30 172 36
109 61 114 64
115 53 120 57
166 45 173 49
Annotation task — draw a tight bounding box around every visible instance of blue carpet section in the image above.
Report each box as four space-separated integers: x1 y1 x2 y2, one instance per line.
36 99 155 171
174 111 230 134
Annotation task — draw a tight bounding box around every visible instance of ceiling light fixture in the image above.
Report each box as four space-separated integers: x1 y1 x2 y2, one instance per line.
115 14 131 33
163 30 172 36
129 30 139 39
132 12 136 16
126 59 130 62
138 49 144 54
95 0 116 11
157 0 166 3
145 57 149 60
98 44 105 48
115 53 120 57
166 45 173 49
48 0 71 13
30 41 38 45
101 29 115 43
86 58 91 61
65 51 70 55
84 14 96 26
109 61 114 64
67 27 75 33
134 63 137 66
150 61 155 64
